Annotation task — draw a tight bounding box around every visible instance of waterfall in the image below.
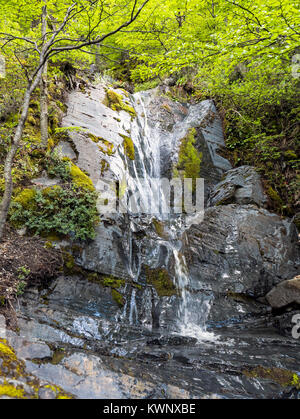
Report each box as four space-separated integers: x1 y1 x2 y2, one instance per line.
113 90 214 340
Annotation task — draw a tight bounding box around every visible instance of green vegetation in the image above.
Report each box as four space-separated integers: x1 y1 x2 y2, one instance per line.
243 366 300 390
121 135 135 160
0 0 299 237
102 276 125 289
10 185 99 240
173 128 202 189
145 266 176 297
103 90 136 119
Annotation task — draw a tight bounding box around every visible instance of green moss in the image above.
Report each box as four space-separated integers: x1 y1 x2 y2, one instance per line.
69 162 94 191
111 289 124 307
121 135 135 160
267 186 283 204
0 341 17 360
100 159 110 175
88 134 99 143
47 137 55 153
134 78 160 93
0 338 25 378
62 251 84 276
13 188 36 210
145 266 176 297
98 140 115 156
104 90 136 119
284 150 297 160
0 382 24 398
51 349 66 366
102 276 125 289
87 272 99 282
152 219 168 239
243 366 300 389
173 128 202 187
44 384 73 399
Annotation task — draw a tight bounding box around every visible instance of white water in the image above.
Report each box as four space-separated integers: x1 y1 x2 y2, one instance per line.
112 90 216 341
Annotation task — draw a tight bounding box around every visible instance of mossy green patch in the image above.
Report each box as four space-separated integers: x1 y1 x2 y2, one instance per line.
44 384 73 399
0 382 24 398
121 135 135 160
267 186 283 205
102 276 125 289
173 128 202 188
243 366 300 389
13 188 36 210
111 289 124 307
152 219 168 239
145 266 176 297
104 90 136 119
69 162 94 191
0 341 17 360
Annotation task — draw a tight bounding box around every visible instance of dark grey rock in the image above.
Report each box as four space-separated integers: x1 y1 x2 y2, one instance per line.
184 205 299 299
208 166 267 207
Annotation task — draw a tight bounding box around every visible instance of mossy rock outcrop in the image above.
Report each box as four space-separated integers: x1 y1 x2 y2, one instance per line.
145 266 176 297
103 90 136 119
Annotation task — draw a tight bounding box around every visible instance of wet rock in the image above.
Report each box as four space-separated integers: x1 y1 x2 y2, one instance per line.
184 205 300 305
208 166 267 208
273 310 300 337
147 335 197 346
266 276 300 309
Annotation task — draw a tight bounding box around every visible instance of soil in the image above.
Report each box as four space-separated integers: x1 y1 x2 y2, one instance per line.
0 226 63 328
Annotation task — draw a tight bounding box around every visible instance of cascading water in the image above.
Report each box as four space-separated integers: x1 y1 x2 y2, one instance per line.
110 90 215 340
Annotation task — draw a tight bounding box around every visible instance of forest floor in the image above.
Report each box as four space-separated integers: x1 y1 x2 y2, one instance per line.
0 226 62 328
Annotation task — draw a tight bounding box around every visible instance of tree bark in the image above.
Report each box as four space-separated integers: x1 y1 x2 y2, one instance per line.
40 3 48 148
0 70 43 241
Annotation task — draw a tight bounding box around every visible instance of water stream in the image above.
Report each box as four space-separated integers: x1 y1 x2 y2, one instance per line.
109 91 214 340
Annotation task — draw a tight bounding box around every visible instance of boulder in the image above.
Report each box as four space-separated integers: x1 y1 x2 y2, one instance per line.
266 276 300 309
208 166 267 208
184 205 300 298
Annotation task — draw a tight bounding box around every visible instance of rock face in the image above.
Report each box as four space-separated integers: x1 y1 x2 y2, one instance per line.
208 166 267 207
184 205 299 299
5 82 300 399
61 84 232 278
266 276 300 308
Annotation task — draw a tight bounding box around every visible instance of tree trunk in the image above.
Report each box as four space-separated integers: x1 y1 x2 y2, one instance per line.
40 3 48 148
0 88 32 239
0 68 43 241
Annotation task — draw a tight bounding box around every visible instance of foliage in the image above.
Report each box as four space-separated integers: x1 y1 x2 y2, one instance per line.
174 128 202 185
10 185 99 240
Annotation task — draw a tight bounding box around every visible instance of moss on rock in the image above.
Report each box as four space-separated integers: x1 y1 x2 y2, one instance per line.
13 188 37 210
111 289 125 307
243 366 300 389
69 162 95 191
0 382 25 398
104 90 136 119
121 135 135 160
102 276 125 289
173 128 202 186
145 266 176 297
